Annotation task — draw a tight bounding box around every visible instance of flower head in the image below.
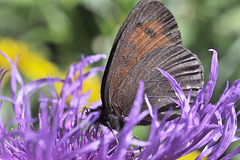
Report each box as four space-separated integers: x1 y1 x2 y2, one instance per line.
0 49 240 160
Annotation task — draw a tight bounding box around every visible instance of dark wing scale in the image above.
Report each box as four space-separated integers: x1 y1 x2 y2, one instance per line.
114 45 203 124
101 0 182 115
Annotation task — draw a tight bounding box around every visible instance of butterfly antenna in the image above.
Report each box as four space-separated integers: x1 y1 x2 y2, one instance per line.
106 121 119 144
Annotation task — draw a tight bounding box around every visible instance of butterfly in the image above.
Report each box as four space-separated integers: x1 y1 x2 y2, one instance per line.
97 0 204 131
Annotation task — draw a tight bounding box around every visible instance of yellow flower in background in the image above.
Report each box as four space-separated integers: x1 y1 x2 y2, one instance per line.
178 150 208 160
0 38 63 79
0 38 101 103
82 67 101 103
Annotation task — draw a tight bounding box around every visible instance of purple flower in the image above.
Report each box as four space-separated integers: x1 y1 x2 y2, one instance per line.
0 49 240 160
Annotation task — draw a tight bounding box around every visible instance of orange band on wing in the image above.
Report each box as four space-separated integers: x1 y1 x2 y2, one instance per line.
128 20 173 57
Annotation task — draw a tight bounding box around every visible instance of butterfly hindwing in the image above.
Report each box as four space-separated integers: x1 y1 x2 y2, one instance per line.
113 45 203 123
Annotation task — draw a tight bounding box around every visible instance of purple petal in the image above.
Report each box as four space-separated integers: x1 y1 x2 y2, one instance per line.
156 67 189 115
204 49 218 105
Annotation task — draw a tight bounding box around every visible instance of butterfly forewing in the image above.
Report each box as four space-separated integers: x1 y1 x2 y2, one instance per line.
101 0 183 115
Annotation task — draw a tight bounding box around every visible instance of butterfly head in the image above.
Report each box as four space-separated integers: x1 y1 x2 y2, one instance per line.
90 106 125 132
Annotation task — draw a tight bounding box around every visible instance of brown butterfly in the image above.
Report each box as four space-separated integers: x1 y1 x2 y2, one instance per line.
97 0 204 131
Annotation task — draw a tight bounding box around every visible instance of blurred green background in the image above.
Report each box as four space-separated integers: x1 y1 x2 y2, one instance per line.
0 0 240 159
